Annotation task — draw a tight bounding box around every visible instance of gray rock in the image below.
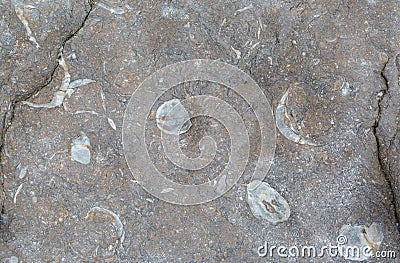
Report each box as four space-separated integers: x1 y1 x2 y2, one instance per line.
1 0 400 261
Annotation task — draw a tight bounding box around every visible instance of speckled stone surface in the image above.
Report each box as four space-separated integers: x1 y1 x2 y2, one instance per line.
1 0 400 262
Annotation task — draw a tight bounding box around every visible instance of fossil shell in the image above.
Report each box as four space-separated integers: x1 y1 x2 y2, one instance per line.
18 165 28 179
71 133 91 164
86 206 125 242
337 223 384 261
156 99 191 135
22 90 66 109
22 48 94 109
14 3 40 48
276 88 323 146
247 180 290 223
96 2 125 14
107 118 117 130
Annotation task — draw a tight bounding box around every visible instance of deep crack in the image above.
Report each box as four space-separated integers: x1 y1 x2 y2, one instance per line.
0 0 94 234
373 58 400 231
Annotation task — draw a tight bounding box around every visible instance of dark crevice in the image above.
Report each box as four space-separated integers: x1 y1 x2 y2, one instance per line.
0 0 94 234
372 58 400 231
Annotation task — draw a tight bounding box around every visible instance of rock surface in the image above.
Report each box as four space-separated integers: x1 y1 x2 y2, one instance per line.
1 0 400 262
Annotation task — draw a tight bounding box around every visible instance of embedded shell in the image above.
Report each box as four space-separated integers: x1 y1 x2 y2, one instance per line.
276 88 322 146
247 180 290 223
156 99 192 135
338 223 384 261
71 133 91 165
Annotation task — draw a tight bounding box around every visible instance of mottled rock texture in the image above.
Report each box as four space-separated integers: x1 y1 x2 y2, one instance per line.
1 0 400 262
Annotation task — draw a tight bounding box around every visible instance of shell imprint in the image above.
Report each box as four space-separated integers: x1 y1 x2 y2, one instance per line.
14 3 40 48
85 206 125 244
96 2 125 14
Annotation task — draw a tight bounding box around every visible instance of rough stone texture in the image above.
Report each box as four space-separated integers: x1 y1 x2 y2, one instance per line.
377 54 400 227
0 0 91 144
1 0 400 262
0 0 91 256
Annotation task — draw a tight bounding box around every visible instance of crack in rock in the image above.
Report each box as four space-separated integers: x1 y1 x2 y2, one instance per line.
0 0 95 233
373 56 400 231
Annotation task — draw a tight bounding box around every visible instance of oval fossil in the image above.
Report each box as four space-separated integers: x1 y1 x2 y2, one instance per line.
156 99 192 135
247 180 290 223
337 223 384 261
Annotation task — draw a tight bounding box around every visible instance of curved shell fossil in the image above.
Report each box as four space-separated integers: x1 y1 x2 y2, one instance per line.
276 88 323 146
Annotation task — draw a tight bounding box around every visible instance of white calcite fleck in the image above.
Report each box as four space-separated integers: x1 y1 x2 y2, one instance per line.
18 165 28 179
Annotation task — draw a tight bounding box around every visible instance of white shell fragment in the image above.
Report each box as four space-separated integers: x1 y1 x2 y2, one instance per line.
96 2 125 14
13 183 24 204
247 180 290 223
156 99 192 135
86 206 125 245
107 118 117 130
22 90 66 109
235 5 253 13
68 90 116 131
18 165 28 179
22 48 95 109
231 46 242 59
160 188 175 194
337 223 384 261
14 3 40 48
68 79 96 93
100 88 107 112
71 133 91 164
276 88 322 146
4 256 19 263
100 88 117 131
